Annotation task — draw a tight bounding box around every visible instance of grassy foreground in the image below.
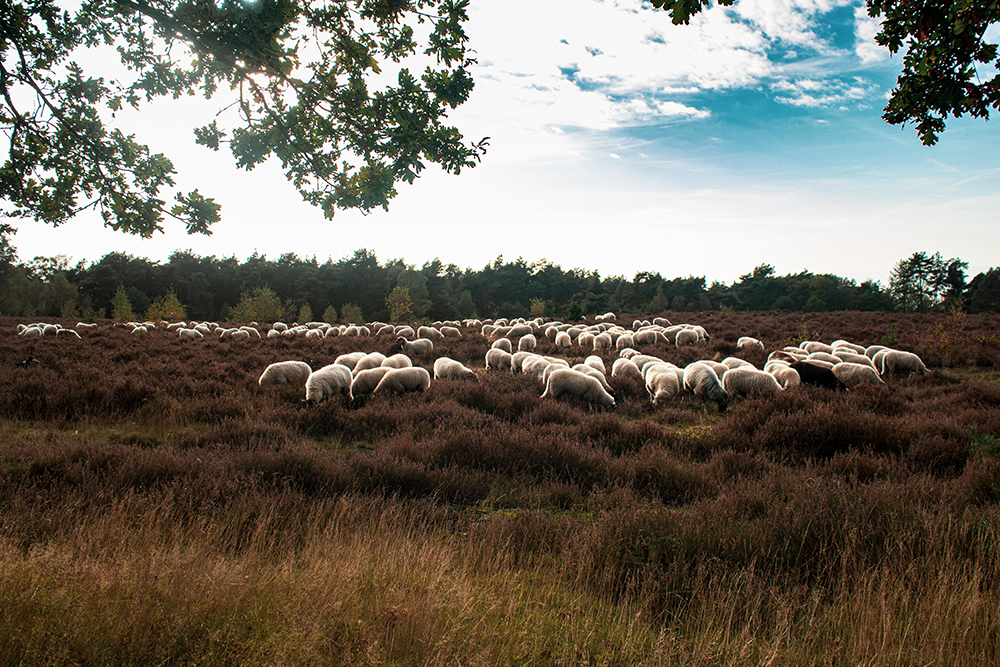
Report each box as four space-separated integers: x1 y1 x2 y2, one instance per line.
0 311 998 665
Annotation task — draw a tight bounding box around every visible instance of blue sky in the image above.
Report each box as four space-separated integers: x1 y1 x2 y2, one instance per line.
9 0 1000 285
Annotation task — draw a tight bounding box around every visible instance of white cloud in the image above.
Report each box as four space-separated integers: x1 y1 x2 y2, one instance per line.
853 3 888 64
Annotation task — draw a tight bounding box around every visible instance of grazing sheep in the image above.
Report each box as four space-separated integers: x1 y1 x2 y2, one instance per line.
611 357 643 380
789 361 845 390
831 340 866 354
518 334 537 352
737 336 764 350
353 352 388 376
699 360 730 380
57 328 82 338
334 352 367 370
682 362 729 412
259 360 312 386
584 355 606 374
511 351 540 373
593 332 613 350
675 329 699 347
485 348 513 371
395 326 416 339
806 351 840 365
645 364 681 406
541 368 616 410
351 367 394 399
833 350 876 368
491 338 513 353
396 337 434 354
577 332 596 348
772 366 801 389
373 367 432 394
799 341 834 355
722 367 782 398
865 344 889 359
417 325 444 341
879 350 928 378
630 354 665 372
596 312 617 322
381 354 413 369
522 357 554 382
440 326 462 338
571 364 614 394
721 356 753 370
832 362 885 388
76 322 98 330
652 317 672 327
305 364 354 403
554 331 572 348
178 328 203 339
633 329 667 346
433 357 478 381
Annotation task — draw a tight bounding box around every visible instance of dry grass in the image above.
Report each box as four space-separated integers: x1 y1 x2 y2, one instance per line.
1 313 998 665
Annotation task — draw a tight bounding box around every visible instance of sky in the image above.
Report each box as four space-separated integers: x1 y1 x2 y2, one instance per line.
7 0 1000 286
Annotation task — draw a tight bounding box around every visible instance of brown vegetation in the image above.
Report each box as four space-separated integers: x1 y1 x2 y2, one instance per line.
1 311 998 665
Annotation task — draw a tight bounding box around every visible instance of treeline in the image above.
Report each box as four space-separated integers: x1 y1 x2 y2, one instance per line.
1 247 998 322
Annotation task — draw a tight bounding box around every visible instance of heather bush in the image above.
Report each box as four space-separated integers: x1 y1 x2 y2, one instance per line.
1 313 999 665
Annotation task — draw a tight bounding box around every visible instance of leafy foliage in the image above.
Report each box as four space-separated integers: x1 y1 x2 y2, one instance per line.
111 284 135 322
0 0 483 236
228 286 281 323
386 285 413 322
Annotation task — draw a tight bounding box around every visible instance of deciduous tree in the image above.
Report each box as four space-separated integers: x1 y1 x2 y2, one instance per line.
1 0 483 237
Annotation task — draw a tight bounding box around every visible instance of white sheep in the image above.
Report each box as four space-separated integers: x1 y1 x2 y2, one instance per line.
683 362 729 412
491 338 513 353
518 334 537 352
305 364 353 403
396 337 433 354
577 332 596 348
833 350 876 368
333 352 366 370
645 364 680 406
771 366 801 389
381 354 413 369
799 341 834 354
554 332 572 348
571 363 614 394
373 367 432 394
675 329 699 347
593 332 613 350
440 326 462 338
259 360 312 386
541 368 616 410
879 350 928 378
652 317 672 327
615 334 634 350
806 351 840 365
832 362 885 388
56 328 82 338
611 357 642 380
633 329 667 346
351 367 394 398
831 340 866 354
231 330 252 341
737 336 764 350
417 325 444 341
485 348 513 371
722 367 782 398
865 345 889 359
522 356 553 382
353 352 388 376
584 355 606 374
178 328 203 339
433 357 478 381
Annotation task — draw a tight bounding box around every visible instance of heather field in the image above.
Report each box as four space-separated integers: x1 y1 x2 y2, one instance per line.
1 310 999 666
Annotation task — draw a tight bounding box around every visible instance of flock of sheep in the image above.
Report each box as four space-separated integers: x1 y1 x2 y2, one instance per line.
15 313 929 413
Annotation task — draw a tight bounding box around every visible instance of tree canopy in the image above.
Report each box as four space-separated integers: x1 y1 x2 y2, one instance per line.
652 0 1000 146
1 0 483 237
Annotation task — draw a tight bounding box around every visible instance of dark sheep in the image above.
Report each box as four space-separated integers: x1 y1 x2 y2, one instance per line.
16 357 38 368
789 361 846 391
